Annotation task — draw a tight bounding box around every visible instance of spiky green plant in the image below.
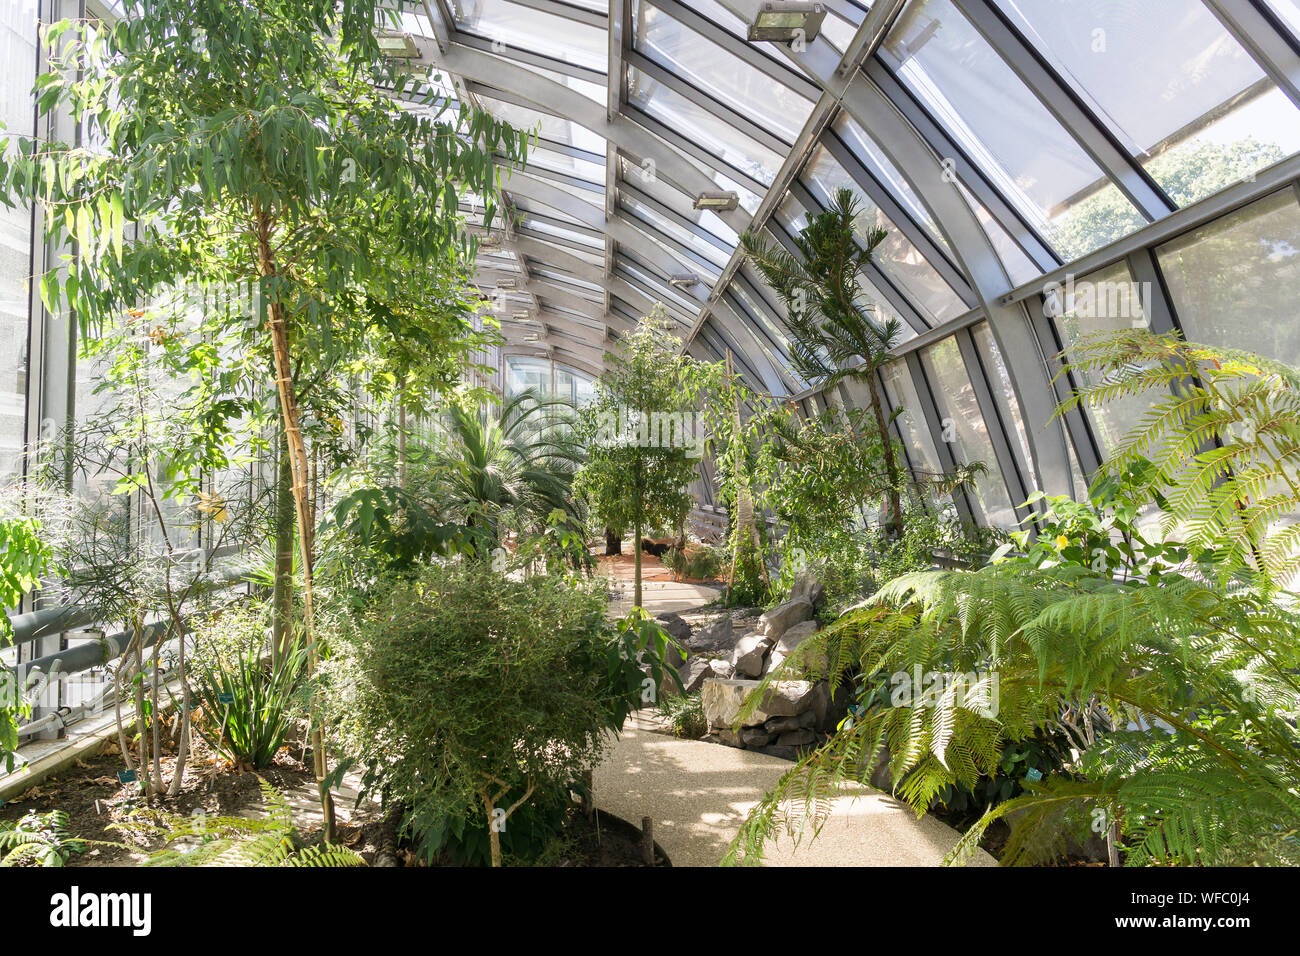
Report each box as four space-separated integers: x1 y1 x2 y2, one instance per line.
190 636 308 771
0 811 89 866
724 332 1300 867
113 778 364 867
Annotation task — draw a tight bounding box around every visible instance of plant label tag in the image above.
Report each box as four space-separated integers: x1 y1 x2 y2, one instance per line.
118 769 137 784
1025 767 1043 782
217 692 234 706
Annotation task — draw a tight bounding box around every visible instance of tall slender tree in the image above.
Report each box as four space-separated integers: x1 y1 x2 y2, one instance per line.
741 188 905 537
576 312 703 608
0 0 527 833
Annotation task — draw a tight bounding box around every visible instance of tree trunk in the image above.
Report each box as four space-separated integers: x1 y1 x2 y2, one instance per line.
482 790 503 868
258 207 335 840
634 516 643 609
397 371 409 491
866 373 904 540
167 632 190 797
271 433 294 667
604 527 622 555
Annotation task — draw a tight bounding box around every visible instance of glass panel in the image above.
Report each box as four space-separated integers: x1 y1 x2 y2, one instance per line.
619 155 738 247
1050 262 1156 457
637 1 814 143
1156 189 1300 367
955 181 1044 286
882 0 1145 260
627 66 783 187
834 113 949 251
525 146 606 186
520 217 604 249
452 0 608 73
879 361 944 481
804 145 965 324
921 337 1018 527
997 0 1300 205
505 355 554 396
971 322 1034 492
0 1 36 480
619 195 731 270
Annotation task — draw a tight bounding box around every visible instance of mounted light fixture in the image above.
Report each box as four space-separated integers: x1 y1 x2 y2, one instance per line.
495 278 518 290
670 273 701 288
376 32 420 59
511 311 534 322
694 191 739 211
747 3 826 43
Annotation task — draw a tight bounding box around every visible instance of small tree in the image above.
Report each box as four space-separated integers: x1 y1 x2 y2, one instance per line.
576 311 704 607
337 561 617 867
741 188 906 538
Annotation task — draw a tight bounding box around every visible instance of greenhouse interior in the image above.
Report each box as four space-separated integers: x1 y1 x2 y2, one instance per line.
1 0 1299 893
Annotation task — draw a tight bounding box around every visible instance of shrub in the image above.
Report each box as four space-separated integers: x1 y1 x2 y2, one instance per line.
335 560 671 866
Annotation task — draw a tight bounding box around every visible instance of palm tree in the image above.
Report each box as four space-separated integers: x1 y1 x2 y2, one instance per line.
432 389 586 551
740 187 905 537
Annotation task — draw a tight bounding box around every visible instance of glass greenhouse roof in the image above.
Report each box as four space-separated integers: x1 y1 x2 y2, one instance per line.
343 0 1300 521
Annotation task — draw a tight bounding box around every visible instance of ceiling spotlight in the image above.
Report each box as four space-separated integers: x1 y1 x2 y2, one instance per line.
670 273 701 288
376 32 420 59
748 2 826 43
694 191 739 211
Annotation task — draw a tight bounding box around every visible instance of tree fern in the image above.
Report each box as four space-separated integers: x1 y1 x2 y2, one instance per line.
725 334 1300 866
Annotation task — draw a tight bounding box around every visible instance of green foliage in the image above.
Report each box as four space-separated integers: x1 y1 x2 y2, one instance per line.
114 778 363 867
741 187 906 534
0 811 88 867
0 504 56 770
334 560 671 864
656 692 708 740
577 310 715 604
415 785 573 867
189 612 308 770
1056 329 1300 588
1050 139 1283 259
725 332 1300 868
430 389 587 553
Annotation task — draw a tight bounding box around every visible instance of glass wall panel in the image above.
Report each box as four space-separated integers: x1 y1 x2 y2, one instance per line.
1050 262 1156 457
626 66 783 187
0 1 36 479
921 338 1018 527
997 0 1300 206
971 322 1033 493
452 0 608 73
1156 189 1300 367
881 0 1145 260
879 362 944 480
